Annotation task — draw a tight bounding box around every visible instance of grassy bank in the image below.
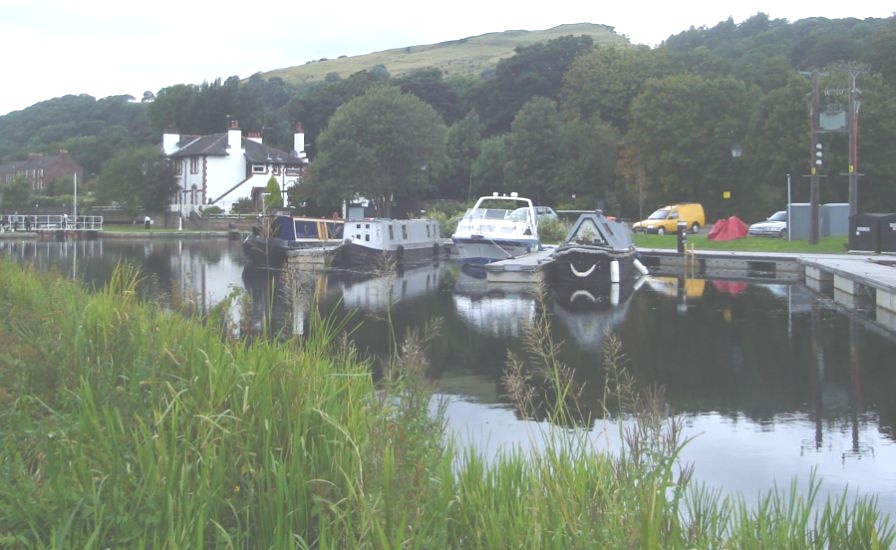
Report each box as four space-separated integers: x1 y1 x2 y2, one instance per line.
0 260 891 548
633 233 849 254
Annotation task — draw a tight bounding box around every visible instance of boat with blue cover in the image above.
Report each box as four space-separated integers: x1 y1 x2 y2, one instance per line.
242 212 344 266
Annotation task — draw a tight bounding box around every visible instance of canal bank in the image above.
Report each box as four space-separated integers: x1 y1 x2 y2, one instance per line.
638 247 896 334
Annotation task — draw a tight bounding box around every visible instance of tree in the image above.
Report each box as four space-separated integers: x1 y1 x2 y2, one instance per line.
554 117 619 210
624 74 760 219
264 176 283 210
505 97 562 204
561 45 667 133
95 145 177 216
468 35 597 134
437 112 484 200
310 85 447 217
470 134 509 199
1 177 31 208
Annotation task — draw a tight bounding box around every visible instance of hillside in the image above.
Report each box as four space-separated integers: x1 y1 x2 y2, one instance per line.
262 23 627 85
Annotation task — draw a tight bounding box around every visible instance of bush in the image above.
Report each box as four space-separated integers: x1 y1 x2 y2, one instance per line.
423 204 466 237
201 205 224 215
537 217 568 244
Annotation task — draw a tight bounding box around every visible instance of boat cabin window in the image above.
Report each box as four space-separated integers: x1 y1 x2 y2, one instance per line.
388 225 394 241
572 219 607 245
508 208 532 222
401 224 408 240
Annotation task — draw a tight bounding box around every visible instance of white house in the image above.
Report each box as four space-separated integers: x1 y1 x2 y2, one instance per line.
162 119 308 215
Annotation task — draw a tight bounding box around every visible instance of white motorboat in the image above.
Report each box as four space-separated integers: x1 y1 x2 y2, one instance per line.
451 193 540 264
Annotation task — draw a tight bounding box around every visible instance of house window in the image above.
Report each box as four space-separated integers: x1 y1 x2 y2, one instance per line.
252 164 265 174
273 165 281 175
175 161 183 175
191 185 198 205
190 157 199 174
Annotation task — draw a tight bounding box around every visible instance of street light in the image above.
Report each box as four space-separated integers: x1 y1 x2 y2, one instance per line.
725 143 743 217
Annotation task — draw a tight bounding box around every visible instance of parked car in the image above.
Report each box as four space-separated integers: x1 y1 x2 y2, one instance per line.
632 203 705 235
748 210 788 237
534 206 558 221
510 206 558 222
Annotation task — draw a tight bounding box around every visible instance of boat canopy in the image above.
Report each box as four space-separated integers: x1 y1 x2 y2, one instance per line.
562 212 633 251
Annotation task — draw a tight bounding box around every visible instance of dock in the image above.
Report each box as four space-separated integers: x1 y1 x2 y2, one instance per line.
478 245 896 333
0 214 104 239
484 247 554 284
640 247 896 333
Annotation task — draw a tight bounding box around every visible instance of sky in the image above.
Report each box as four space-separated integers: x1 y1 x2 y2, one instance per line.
0 1 892 117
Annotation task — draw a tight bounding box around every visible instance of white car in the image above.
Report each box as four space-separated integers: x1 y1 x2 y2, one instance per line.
748 211 787 237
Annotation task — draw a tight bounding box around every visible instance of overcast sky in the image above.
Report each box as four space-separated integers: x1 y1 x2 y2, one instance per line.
0 1 892 116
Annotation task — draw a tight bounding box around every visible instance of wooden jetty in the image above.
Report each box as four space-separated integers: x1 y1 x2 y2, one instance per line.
484 247 555 284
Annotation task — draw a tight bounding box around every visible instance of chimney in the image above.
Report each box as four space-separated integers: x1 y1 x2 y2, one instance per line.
228 118 241 150
293 122 306 160
246 131 262 144
162 132 181 155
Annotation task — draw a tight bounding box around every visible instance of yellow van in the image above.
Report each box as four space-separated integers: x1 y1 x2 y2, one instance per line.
632 203 706 235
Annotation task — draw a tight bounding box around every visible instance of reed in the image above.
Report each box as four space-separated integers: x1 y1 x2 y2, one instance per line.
0 259 892 548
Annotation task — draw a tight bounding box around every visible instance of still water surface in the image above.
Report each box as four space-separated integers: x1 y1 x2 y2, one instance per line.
3 237 896 517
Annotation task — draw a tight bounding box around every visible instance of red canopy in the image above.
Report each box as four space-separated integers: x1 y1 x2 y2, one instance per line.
708 216 748 241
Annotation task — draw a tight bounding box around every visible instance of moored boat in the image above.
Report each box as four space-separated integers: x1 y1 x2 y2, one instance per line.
242 212 344 266
451 193 540 264
335 217 442 270
547 211 648 289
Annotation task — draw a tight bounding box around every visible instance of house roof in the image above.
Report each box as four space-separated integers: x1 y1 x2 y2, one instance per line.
168 133 306 166
0 152 81 176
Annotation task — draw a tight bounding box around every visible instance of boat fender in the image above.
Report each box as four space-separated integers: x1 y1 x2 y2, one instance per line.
610 260 620 283
611 283 620 306
633 258 649 276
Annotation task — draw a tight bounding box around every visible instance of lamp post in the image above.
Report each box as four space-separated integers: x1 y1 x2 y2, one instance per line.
727 143 743 217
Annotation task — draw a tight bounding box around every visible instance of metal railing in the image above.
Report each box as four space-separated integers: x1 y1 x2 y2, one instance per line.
1 214 104 232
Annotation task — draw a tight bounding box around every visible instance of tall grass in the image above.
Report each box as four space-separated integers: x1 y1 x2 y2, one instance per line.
0 259 892 547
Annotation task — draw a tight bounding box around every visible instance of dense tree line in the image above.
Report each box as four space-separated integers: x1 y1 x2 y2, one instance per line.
1 14 894 220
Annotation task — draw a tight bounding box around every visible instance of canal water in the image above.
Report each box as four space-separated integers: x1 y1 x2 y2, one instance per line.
3 237 896 517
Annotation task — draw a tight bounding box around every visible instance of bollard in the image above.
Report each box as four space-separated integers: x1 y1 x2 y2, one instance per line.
676 221 688 254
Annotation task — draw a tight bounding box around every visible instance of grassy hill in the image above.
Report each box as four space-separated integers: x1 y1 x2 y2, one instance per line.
262 23 628 86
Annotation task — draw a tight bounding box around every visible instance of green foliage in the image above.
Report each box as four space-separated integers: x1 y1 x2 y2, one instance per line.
230 197 255 214
468 35 597 134
201 205 224 215
437 112 484 200
0 177 31 208
95 145 177 216
421 203 466 236
0 95 150 162
310 85 447 217
263 176 283 210
625 73 760 219
536 217 567 244
148 77 263 136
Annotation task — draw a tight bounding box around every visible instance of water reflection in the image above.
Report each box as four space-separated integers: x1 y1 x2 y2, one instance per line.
2 238 896 516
